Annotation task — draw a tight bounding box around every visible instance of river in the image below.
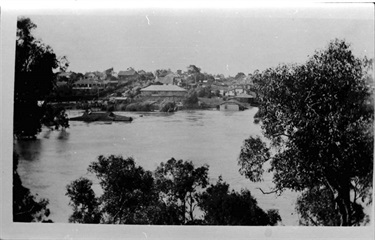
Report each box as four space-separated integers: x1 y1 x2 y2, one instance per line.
15 108 299 225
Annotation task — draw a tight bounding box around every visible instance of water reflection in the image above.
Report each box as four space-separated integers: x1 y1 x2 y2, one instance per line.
184 111 205 126
57 130 70 140
42 129 52 139
14 139 42 161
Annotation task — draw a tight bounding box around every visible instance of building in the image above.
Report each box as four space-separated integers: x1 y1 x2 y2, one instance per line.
140 85 187 100
84 72 98 80
226 87 246 96
209 85 225 96
219 100 246 111
118 68 139 82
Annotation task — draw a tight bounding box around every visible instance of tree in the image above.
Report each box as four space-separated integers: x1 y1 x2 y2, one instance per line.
41 105 69 130
14 17 69 139
198 177 281 225
197 86 212 98
235 72 246 80
139 71 155 81
155 69 169 78
66 177 101 223
13 152 52 222
187 65 202 83
238 39 373 226
154 158 209 224
68 72 84 85
187 65 201 74
160 100 177 112
87 155 157 224
183 89 199 106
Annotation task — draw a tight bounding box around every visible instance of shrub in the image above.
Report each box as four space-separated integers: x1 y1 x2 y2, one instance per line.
160 100 176 112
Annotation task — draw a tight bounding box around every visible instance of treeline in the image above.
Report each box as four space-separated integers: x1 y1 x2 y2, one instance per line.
65 155 281 225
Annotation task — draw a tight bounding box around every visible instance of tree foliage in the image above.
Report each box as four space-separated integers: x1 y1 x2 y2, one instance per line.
235 72 246 80
14 17 69 138
198 177 281 225
66 177 101 223
155 69 169 78
197 86 213 98
67 156 278 225
183 89 199 106
238 39 373 226
88 155 157 224
187 65 201 74
154 158 209 224
187 65 203 83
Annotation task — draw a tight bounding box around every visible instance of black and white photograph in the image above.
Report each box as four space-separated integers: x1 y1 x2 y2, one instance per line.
1 1 374 239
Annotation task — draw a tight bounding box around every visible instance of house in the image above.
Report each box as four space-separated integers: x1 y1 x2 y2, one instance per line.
219 100 246 111
118 68 139 82
140 85 187 100
84 72 98 80
210 85 228 96
226 87 246 96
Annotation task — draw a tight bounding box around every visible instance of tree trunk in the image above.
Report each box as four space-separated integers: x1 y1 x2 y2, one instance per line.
325 177 352 226
188 192 194 222
182 199 186 224
336 184 352 226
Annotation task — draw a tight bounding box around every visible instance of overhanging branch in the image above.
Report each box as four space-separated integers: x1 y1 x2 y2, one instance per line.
256 187 278 195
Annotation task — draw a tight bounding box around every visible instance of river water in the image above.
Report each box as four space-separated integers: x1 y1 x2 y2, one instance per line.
15 108 299 225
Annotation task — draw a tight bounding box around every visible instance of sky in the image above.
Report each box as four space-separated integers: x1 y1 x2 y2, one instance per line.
23 3 374 77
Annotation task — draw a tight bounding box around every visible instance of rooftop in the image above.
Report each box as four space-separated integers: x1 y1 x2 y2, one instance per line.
118 69 138 76
141 85 187 92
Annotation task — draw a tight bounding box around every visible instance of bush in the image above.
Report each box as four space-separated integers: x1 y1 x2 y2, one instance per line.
160 100 176 112
183 89 199 106
125 102 152 112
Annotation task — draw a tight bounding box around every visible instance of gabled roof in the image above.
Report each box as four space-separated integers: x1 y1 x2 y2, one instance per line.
141 85 187 92
118 68 138 76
